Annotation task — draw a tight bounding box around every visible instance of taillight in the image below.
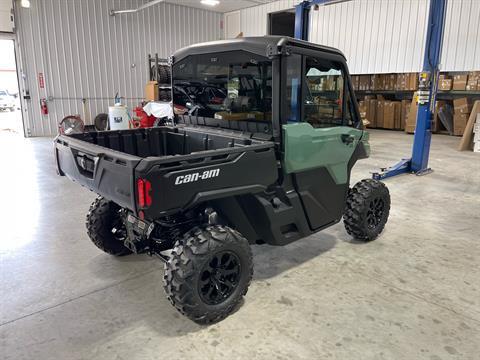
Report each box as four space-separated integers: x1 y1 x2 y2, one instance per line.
145 180 152 206
137 178 152 208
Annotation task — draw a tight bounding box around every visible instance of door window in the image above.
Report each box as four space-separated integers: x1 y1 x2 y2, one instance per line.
284 53 360 127
303 57 344 128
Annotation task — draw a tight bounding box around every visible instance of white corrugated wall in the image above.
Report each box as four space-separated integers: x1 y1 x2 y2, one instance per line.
225 0 300 37
308 0 430 74
15 0 222 137
441 0 480 72
226 0 480 74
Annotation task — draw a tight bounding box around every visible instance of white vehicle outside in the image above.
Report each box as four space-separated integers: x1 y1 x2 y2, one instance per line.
0 90 16 111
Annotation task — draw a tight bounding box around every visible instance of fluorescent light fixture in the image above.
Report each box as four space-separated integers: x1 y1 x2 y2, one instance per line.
200 0 219 6
21 0 31 8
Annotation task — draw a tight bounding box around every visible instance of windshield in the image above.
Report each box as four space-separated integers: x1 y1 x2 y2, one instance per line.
0 91 7 96
172 51 272 121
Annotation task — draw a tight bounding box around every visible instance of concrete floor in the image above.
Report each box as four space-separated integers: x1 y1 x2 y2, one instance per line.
0 107 23 134
0 129 479 360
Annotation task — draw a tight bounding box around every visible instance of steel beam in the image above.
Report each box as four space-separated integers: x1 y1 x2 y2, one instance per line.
410 0 447 173
294 1 310 40
294 0 353 41
373 0 447 180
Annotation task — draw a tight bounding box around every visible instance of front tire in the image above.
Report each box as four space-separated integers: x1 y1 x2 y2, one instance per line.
163 225 253 324
85 197 132 256
343 179 390 241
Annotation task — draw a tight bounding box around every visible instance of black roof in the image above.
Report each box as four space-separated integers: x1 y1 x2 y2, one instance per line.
172 36 346 63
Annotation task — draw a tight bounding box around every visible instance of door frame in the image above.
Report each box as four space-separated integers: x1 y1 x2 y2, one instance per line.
279 45 362 130
0 32 27 137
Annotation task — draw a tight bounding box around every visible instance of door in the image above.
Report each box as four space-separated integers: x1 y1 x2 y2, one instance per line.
283 54 364 230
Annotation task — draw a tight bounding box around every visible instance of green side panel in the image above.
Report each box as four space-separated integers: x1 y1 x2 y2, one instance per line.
283 123 364 184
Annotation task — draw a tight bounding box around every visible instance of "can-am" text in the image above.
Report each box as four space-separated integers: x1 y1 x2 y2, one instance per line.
174 169 220 185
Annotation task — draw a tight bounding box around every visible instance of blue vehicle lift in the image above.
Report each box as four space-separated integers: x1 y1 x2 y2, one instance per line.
294 0 448 180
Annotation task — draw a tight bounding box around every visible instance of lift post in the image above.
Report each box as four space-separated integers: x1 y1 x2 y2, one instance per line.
294 0 448 180
294 1 310 40
372 0 448 180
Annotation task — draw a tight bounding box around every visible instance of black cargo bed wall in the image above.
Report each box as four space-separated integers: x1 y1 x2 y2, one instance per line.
70 127 255 157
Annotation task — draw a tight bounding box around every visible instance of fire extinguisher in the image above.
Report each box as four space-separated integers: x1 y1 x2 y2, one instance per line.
40 98 48 115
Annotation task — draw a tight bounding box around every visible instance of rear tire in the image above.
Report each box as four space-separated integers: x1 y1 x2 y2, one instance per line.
343 179 390 241
163 225 253 324
86 197 132 256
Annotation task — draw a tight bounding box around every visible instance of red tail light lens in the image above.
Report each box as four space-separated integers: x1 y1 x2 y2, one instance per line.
137 178 152 208
145 180 152 206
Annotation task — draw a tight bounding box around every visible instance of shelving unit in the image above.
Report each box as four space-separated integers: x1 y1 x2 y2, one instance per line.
436 90 480 100
148 53 171 102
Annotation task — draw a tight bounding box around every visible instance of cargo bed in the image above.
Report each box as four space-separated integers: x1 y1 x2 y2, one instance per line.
54 126 278 216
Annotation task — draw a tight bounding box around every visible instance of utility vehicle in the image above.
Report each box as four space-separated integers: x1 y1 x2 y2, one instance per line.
54 36 390 324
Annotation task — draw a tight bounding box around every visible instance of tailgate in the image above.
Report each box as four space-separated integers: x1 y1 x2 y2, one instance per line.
54 135 141 211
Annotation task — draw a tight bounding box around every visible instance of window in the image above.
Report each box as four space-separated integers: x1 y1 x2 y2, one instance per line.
172 51 272 121
344 91 356 127
284 54 357 127
303 57 344 128
285 54 302 122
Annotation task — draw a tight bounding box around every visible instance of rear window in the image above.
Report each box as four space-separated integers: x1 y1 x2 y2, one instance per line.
172 51 272 123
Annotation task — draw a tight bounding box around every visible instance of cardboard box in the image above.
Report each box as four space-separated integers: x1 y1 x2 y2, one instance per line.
366 99 377 127
468 71 480 82
433 100 447 132
453 113 469 136
358 100 367 118
438 79 452 91
394 101 402 129
145 81 158 101
351 75 360 91
383 101 395 129
466 79 478 91
401 100 410 130
474 113 480 133
359 75 370 91
214 111 268 121
453 97 473 114
474 141 480 153
376 100 385 128
371 74 384 91
383 74 397 91
405 95 418 133
395 73 407 91
406 73 419 90
453 74 468 90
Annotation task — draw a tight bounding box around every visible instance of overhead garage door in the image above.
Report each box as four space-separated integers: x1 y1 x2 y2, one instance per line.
0 0 13 33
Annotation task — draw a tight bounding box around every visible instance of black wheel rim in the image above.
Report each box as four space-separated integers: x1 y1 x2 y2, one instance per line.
198 251 241 305
366 197 385 229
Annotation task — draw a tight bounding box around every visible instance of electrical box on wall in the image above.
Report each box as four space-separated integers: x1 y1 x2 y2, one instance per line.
0 0 14 33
